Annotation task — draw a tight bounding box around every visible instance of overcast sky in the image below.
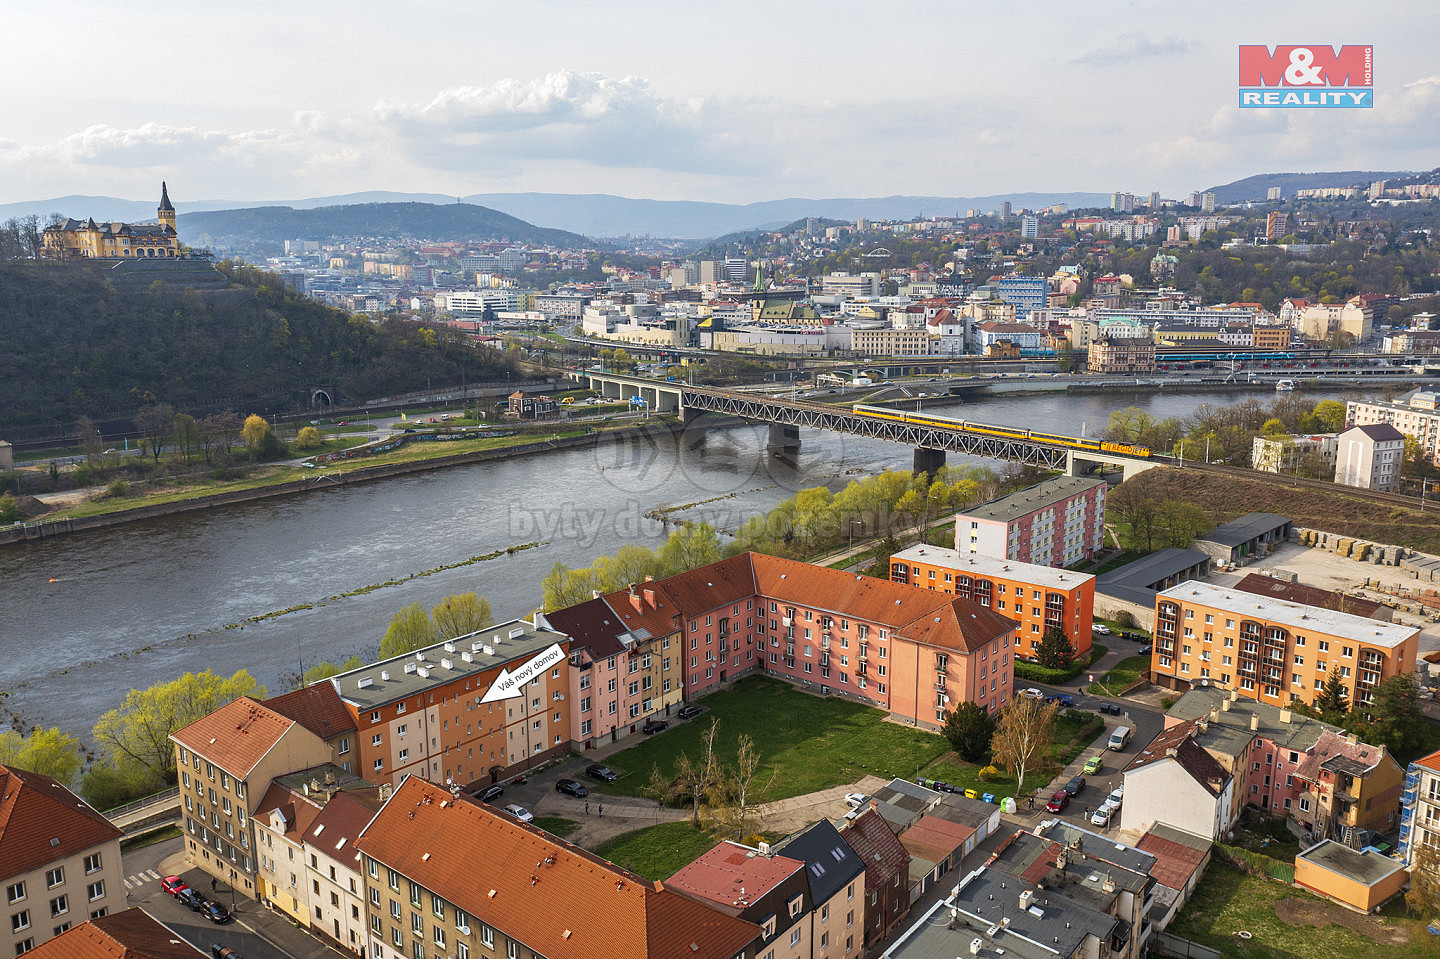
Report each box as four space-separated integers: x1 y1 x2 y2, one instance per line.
2 0 1435 206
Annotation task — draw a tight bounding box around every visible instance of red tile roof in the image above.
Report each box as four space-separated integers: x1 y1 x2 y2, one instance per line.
302 790 381 869
656 555 758 615
1232 574 1385 621
897 815 974 865
1135 832 1209 891
266 683 357 740
602 583 684 643
170 697 296 778
840 809 910 889
1414 749 1440 774
356 778 757 959
0 766 121 883
666 841 804 914
543 597 631 659
255 782 323 843
27 907 204 958
1125 721 1231 797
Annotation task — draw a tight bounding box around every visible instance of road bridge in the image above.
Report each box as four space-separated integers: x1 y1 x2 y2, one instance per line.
580 372 1159 479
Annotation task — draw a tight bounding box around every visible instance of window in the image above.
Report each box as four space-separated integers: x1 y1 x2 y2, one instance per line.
11 910 28 932
83 855 101 875
86 882 104 902
481 924 495 947
6 884 24 905
372 734 382 747
790 928 802 946
48 896 67 918
44 870 62 890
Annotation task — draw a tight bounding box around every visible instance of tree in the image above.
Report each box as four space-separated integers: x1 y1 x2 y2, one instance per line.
1035 627 1076 670
990 695 1057 798
1312 666 1351 723
0 728 83 786
671 719 722 824
241 414 270 451
76 416 102 463
379 602 435 658
287 655 364 690
1359 673 1424 759
1406 837 1440 918
1312 400 1347 433
134 403 175 465
1260 418 1286 436
173 413 201 463
942 701 997 762
706 732 776 841
431 593 494 640
92 668 263 790
0 495 19 524
294 425 322 450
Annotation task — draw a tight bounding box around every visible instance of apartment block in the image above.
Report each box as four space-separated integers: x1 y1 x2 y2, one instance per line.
838 809 909 945
1150 581 1416 709
1348 392 1440 464
773 821 868 959
1399 749 1440 866
0 767 125 956
889 545 1094 661
324 620 573 788
355 777 758 959
1334 423 1406 491
1088 334 1156 373
1290 729 1403 843
953 476 1107 568
171 697 332 898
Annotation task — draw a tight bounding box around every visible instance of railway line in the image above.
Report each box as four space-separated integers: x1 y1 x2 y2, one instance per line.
1179 460 1434 511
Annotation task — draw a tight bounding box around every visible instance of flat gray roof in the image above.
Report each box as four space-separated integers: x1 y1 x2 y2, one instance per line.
1298 840 1404 885
959 476 1106 525
1095 548 1211 607
1169 687 1337 756
1158 581 1418 650
891 545 1095 591
1195 512 1291 549
328 619 566 709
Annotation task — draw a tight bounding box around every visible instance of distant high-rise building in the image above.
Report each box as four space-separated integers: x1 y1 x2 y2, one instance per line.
1201 191 1216 213
1110 192 1135 213
1370 180 1388 199
1267 186 1283 201
1189 191 1204 208
805 217 819 235
999 201 1012 220
1266 212 1289 240
1019 215 1039 239
854 217 871 232
724 257 747 283
1148 191 1161 209
996 274 1048 321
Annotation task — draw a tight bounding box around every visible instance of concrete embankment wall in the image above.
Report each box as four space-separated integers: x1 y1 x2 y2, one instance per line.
0 423 681 547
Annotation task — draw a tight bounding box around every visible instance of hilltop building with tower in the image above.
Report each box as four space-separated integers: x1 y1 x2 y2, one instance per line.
42 183 180 259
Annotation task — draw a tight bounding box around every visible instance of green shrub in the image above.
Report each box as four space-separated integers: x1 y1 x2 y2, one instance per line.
105 479 129 498
1113 610 1137 628
72 464 96 486
1015 660 1084 684
0 494 20 524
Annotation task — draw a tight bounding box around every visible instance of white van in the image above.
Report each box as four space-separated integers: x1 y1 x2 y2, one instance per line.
1108 726 1132 751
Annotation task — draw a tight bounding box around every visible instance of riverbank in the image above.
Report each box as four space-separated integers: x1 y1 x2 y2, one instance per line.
0 419 683 548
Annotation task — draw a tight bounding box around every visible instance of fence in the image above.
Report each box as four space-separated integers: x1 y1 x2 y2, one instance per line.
1153 931 1223 959
1217 843 1296 882
101 786 180 820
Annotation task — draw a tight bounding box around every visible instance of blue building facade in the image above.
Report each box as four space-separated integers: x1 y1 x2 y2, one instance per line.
997 274 1048 321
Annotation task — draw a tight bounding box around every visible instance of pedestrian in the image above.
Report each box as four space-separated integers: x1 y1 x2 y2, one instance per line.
1083 805 1089 818
210 878 217 892
598 803 604 818
584 800 590 815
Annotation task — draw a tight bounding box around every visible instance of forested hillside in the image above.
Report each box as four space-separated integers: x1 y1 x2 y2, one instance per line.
178 201 587 246
0 261 516 432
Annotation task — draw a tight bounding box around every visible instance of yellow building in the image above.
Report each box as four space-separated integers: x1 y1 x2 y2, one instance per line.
42 183 179 259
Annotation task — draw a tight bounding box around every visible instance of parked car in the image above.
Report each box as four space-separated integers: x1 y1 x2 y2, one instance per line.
477 784 504 803
844 792 869 808
1021 688 1045 700
677 703 704 720
201 900 232 924
1045 790 1071 813
585 763 618 783
1083 755 1104 775
162 876 190 897
502 803 534 823
642 718 669 735
177 888 208 912
1137 645 1152 656
1108 786 1124 808
1064 775 1086 797
1052 693 1075 708
1090 804 1115 827
555 778 589 798
1093 624 1111 635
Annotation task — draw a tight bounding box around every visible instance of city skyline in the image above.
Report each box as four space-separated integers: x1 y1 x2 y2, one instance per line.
1 1 1436 207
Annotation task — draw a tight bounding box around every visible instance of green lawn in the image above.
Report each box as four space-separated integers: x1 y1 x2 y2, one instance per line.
584 676 949 801
594 821 720 880
1087 655 1151 696
1168 863 1426 959
918 709 1105 802
532 816 580 839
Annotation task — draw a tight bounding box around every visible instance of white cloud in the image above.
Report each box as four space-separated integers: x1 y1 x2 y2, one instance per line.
1071 33 1197 66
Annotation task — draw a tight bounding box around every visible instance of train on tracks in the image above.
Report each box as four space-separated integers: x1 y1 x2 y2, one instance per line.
850 404 1153 458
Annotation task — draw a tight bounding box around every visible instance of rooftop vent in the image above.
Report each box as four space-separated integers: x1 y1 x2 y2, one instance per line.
404 663 417 675
509 627 525 639
441 658 453 670
381 670 390 681
357 677 373 689
444 642 456 654
461 652 473 663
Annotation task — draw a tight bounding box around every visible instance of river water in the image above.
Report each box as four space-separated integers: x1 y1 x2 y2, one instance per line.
3 387 1355 735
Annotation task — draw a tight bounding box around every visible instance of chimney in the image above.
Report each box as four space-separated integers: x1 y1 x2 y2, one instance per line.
1166 747 1179 758
1279 708 1292 724
757 841 772 856
1019 889 1034 911
1251 715 1260 731
629 591 643 614
1209 708 1219 722
1221 698 1231 712
1196 720 1208 734
1346 732 1359 745
643 587 657 608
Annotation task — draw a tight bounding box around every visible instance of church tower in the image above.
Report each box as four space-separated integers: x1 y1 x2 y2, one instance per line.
157 182 176 233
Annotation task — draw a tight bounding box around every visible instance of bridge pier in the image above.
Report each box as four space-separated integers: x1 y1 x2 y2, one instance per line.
767 423 801 450
913 447 946 477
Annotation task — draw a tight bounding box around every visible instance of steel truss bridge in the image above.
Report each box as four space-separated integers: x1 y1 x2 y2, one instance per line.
583 373 1157 478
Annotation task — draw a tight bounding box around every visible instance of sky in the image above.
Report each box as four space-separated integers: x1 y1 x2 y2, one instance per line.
2 0 1436 206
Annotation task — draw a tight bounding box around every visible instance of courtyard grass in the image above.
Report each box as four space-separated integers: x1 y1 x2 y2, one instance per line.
1168 863 1426 959
593 821 721 881
583 676 950 801
531 816 580 839
918 709 1106 802
1087 655 1151 696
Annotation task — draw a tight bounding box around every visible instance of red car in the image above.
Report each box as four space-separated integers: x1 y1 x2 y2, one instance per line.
1045 791 1070 813
161 875 189 897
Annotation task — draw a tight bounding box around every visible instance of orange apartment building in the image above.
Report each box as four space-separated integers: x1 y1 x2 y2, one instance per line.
888 544 1095 661
323 620 573 788
545 553 1021 729
1150 581 1418 709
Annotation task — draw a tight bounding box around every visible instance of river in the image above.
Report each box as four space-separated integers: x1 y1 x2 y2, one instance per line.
3 386 1356 736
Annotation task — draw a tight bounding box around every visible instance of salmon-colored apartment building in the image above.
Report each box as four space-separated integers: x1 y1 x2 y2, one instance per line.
547 552 1021 730
888 544 1095 661
1150 581 1418 709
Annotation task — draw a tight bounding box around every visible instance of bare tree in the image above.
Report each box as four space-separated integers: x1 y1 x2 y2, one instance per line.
990 695 1057 799
706 732 778 840
134 403 175 466
670 719 723 824
75 416 102 464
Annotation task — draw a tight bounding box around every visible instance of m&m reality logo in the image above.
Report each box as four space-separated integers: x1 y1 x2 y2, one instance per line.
1238 45 1373 108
